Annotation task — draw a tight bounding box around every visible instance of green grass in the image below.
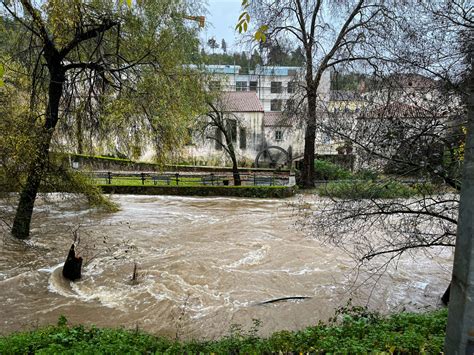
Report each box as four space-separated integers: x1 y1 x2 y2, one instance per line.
0 309 448 354
94 176 204 187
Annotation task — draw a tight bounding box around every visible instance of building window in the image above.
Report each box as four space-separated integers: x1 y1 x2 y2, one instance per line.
287 82 296 93
286 99 295 112
209 81 221 91
227 119 237 142
275 130 283 141
249 81 258 91
270 99 282 111
236 81 248 91
215 128 222 150
271 81 282 93
239 127 247 149
322 132 331 144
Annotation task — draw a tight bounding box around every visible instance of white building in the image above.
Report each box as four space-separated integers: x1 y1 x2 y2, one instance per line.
181 65 337 167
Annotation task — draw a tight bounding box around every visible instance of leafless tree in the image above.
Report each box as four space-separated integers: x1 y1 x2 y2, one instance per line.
296 0 472 299
197 94 243 185
250 0 388 188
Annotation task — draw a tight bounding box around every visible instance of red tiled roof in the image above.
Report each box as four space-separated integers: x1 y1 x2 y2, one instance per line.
220 92 264 112
264 112 294 127
359 102 435 119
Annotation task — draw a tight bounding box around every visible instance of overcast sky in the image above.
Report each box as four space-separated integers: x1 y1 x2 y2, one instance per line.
200 0 248 53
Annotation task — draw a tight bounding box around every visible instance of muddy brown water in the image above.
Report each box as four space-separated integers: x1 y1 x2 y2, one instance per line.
0 194 453 339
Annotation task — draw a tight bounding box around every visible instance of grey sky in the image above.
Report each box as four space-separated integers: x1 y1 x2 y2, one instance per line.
200 0 246 53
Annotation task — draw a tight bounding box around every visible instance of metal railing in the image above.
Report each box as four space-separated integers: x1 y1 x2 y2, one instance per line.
90 171 289 187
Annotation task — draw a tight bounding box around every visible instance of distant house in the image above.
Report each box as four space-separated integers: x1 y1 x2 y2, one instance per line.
179 65 336 166
184 91 266 166
354 101 453 173
328 90 366 114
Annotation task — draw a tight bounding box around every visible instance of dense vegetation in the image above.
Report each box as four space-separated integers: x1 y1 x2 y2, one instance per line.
99 185 296 198
313 159 443 199
314 159 354 181
0 308 447 354
318 180 439 199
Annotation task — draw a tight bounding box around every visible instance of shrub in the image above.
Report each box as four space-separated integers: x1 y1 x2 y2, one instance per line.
314 159 353 180
98 185 297 198
0 309 448 354
319 180 421 199
353 168 379 181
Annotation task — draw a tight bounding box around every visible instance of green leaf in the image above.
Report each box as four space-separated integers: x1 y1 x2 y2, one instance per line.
239 12 248 21
235 19 245 31
126 0 132 7
259 25 269 32
243 21 248 32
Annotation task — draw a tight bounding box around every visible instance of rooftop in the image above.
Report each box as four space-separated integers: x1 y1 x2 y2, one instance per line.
359 102 437 119
330 90 365 101
264 112 294 127
220 92 264 112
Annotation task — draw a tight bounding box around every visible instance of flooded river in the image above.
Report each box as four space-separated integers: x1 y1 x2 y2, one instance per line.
0 194 453 339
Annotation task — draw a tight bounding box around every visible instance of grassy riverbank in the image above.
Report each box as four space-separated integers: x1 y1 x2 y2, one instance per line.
0 308 447 354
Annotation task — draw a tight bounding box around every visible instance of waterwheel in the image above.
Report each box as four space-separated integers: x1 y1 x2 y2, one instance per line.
255 146 289 169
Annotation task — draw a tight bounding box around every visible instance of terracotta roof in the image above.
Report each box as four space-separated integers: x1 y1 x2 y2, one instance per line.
388 74 438 89
359 102 435 119
220 92 264 112
330 90 364 101
264 112 293 127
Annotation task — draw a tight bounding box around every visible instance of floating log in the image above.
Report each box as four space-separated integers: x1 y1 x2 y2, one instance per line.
258 296 312 305
62 244 83 281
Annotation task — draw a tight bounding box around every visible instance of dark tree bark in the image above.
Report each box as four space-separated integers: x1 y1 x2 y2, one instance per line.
62 244 83 281
11 67 65 239
226 137 242 186
301 90 317 188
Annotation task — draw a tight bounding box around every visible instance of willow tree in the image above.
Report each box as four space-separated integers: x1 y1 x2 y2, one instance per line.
1 0 206 239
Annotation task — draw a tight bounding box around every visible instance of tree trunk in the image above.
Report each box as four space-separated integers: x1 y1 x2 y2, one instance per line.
11 68 64 239
12 156 46 239
227 142 241 186
232 160 241 186
301 91 317 188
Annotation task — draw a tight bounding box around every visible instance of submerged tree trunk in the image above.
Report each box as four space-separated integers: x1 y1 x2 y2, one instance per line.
62 244 83 281
11 136 51 239
11 68 64 239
